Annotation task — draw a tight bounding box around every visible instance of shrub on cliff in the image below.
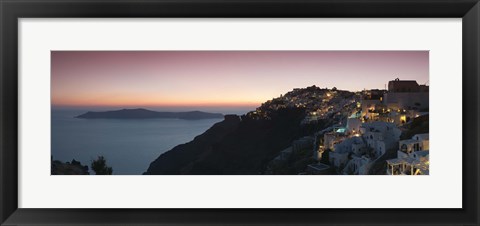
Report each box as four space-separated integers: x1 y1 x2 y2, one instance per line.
91 156 113 175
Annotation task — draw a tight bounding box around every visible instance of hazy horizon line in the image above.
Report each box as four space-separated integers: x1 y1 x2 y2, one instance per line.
51 104 258 114
52 103 260 108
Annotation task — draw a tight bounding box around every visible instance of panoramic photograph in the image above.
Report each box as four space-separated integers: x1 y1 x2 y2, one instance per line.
51 51 429 175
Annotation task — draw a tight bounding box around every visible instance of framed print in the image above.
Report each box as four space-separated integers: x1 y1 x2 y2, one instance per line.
1 0 479 225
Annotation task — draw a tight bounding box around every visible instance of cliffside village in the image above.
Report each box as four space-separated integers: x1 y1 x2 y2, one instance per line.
258 78 429 175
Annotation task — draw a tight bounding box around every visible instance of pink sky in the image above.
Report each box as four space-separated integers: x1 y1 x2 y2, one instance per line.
51 51 429 108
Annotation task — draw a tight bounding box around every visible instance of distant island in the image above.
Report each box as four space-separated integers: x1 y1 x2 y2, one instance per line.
75 108 224 120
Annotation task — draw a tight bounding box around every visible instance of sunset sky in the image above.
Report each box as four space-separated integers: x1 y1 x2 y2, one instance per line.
51 51 428 110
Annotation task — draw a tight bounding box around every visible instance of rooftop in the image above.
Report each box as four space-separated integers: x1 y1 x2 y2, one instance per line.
413 150 429 158
400 139 421 145
307 163 330 171
413 133 429 141
386 158 405 165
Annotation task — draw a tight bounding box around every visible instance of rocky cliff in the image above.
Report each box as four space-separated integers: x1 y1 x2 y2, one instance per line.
145 108 308 175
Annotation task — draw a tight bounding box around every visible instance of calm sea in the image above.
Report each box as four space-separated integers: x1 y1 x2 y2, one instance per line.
51 109 244 175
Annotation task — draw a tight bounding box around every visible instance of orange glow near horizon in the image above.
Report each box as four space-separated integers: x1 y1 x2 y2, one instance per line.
51 90 265 108
52 100 261 108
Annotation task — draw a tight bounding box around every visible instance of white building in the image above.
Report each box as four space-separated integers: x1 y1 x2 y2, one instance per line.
383 78 429 110
346 117 362 134
328 121 401 174
386 133 429 175
360 121 401 158
397 133 429 158
329 136 363 173
343 156 371 175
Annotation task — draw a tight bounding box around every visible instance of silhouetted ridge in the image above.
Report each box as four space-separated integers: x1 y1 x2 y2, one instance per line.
75 108 224 120
144 109 308 175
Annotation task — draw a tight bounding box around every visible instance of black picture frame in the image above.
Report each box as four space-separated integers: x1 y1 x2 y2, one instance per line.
1 0 479 225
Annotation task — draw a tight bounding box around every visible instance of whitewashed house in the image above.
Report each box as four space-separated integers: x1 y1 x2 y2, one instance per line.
386 133 430 175
397 133 429 158
360 121 401 158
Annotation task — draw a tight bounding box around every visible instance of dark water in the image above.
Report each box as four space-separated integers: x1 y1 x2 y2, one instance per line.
51 110 229 175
